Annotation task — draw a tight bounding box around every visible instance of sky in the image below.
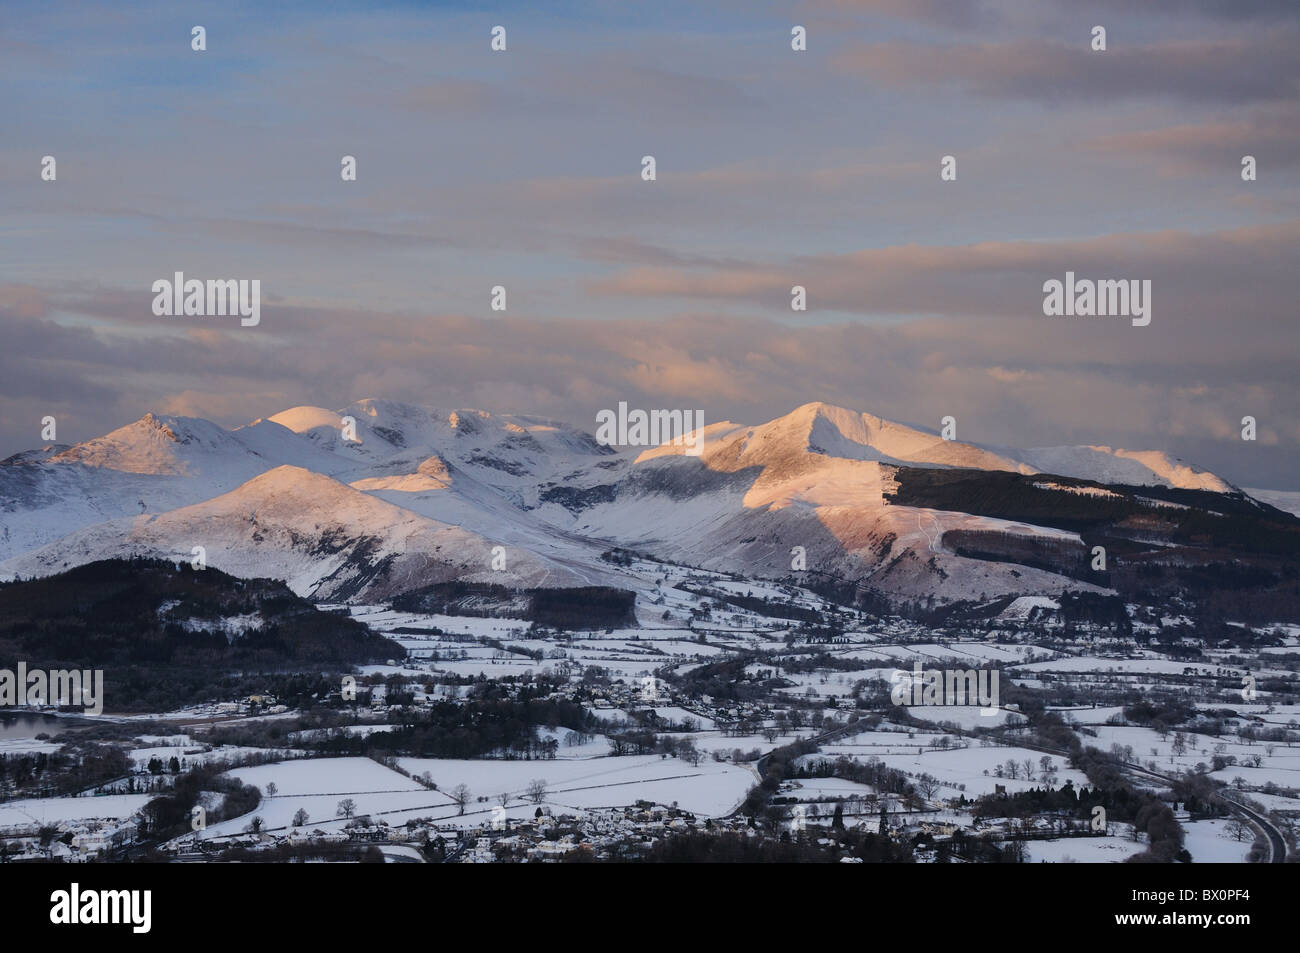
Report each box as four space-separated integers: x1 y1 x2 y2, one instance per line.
2 0 1298 488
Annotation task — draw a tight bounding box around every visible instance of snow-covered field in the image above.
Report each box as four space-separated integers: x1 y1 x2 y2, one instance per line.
189 753 755 842
0 794 153 826
1024 831 1146 863
805 744 1085 800
904 706 1022 729
1181 819 1252 863
195 757 447 840
397 755 754 818
1 407 1293 867
780 777 876 800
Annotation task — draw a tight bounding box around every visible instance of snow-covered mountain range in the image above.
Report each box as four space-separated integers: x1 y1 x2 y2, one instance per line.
0 399 1273 607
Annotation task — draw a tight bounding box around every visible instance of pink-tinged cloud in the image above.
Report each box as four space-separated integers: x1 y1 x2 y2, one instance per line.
833 33 1300 104
1086 103 1300 171
590 219 1300 330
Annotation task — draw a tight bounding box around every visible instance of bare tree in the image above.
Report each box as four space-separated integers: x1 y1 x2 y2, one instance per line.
916 773 941 801
450 784 472 815
1223 819 1252 842
336 798 357 820
525 779 547 805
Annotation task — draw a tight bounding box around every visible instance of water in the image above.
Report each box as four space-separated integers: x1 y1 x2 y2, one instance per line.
0 712 65 740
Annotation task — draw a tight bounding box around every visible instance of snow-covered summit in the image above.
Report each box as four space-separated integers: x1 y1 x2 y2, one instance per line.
1021 445 1234 493
0 397 1259 605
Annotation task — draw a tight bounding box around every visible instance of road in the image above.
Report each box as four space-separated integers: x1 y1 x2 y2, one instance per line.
1010 736 1287 863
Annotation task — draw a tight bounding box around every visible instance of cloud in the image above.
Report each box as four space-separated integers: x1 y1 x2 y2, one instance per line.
1085 103 1300 172
813 0 998 29
5 265 1297 488
3 0 1297 489
987 366 1043 384
158 389 293 420
590 220 1300 334
1080 0 1300 19
833 32 1300 105
394 79 501 116
0 285 50 321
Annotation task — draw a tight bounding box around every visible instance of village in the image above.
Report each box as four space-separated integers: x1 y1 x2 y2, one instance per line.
0 573 1296 865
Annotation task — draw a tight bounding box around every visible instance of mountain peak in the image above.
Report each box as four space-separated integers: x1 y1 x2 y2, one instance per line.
747 402 1032 474
266 405 345 434
48 412 241 475
241 463 329 489
448 409 489 432
348 398 433 420
0 396 1269 610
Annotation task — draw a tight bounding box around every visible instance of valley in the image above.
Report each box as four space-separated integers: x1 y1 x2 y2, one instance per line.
0 549 1295 865
0 399 1296 864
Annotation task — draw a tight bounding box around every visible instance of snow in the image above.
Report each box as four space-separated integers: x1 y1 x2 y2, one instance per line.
2 397 1235 606
2 465 574 600
1024 831 1147 863
808 744 1086 800
998 596 1061 622
1032 482 1124 499
1023 445 1233 492
1017 657 1248 676
192 757 444 840
189 751 754 841
0 737 62 755
1182 819 1252 862
1244 487 1300 517
378 844 425 862
0 794 152 826
905 706 1022 729
397 755 753 819
780 777 876 800
266 405 345 434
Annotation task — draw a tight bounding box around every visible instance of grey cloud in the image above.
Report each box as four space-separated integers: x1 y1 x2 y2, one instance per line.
4 276 1297 488
834 32 1300 105
1085 103 1300 171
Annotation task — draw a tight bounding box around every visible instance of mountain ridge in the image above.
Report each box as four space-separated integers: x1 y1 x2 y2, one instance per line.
2 398 1283 613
